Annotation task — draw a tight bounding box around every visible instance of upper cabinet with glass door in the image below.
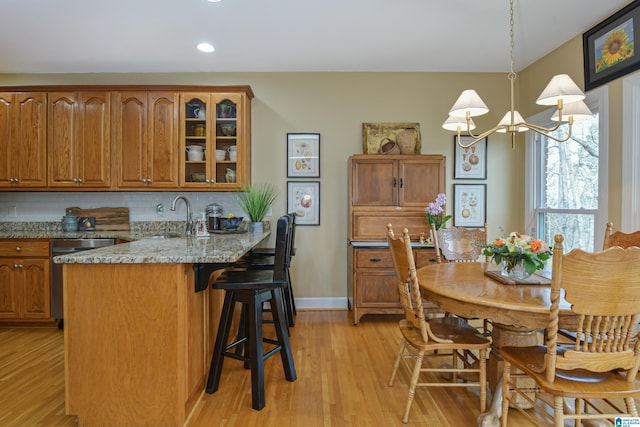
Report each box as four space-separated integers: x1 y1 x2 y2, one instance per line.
179 87 253 190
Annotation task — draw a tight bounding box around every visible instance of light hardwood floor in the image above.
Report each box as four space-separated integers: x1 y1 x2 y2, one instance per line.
2 311 630 426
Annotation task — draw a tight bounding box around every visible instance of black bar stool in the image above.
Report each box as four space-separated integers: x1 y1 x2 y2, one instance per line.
205 215 296 410
235 212 297 326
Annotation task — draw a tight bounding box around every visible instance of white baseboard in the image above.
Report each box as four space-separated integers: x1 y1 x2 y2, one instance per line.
294 297 349 310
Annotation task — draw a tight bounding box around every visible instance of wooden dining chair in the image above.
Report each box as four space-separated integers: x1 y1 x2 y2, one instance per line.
431 222 488 263
500 234 640 427
431 222 490 334
603 222 640 250
386 224 490 424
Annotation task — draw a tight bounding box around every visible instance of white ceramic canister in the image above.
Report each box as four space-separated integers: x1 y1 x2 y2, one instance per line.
187 145 205 161
215 149 226 161
227 146 237 161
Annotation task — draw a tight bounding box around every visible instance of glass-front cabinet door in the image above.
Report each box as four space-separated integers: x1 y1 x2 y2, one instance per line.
179 91 250 190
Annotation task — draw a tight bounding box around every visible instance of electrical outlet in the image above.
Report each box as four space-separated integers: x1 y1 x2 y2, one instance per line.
8 206 17 218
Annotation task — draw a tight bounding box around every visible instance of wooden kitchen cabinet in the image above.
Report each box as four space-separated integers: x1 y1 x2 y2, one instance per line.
350 155 444 208
0 239 51 322
113 91 180 189
348 245 437 325
47 92 111 189
348 154 445 324
0 92 47 188
64 263 211 426
179 90 252 190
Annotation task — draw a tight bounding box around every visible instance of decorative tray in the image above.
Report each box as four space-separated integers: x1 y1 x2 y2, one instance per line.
210 229 247 235
484 270 551 285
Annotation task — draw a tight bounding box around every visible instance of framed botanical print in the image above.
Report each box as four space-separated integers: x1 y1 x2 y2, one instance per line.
453 184 487 227
287 181 320 226
287 133 320 178
454 136 487 180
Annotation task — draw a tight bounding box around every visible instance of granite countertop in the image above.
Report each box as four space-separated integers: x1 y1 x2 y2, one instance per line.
53 232 270 264
0 221 270 264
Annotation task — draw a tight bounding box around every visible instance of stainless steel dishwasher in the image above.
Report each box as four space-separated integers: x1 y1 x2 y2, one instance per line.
51 238 116 325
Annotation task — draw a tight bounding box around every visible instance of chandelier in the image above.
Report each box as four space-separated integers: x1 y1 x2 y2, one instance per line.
442 0 593 148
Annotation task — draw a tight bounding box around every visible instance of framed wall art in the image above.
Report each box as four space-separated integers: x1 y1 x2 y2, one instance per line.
287 181 320 226
454 136 487 180
287 133 320 178
453 184 486 227
361 122 421 154
583 1 640 91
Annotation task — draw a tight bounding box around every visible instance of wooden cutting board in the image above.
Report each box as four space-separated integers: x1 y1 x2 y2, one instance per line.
66 207 130 231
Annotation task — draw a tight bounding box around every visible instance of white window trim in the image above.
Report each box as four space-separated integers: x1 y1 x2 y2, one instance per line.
524 86 609 248
622 71 640 232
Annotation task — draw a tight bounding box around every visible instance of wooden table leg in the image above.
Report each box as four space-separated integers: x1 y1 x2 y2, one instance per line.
478 323 541 427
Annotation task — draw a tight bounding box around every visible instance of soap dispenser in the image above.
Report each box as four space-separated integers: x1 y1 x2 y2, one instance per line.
195 212 209 238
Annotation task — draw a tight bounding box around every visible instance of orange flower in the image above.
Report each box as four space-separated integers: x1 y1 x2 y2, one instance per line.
493 239 505 246
529 239 543 253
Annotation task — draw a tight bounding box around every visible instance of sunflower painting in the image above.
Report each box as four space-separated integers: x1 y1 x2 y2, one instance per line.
594 18 635 73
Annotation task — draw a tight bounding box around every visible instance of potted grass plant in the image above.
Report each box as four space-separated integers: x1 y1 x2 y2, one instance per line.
237 183 279 233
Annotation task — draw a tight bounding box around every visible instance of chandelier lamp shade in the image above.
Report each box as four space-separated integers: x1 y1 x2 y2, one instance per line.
443 0 593 149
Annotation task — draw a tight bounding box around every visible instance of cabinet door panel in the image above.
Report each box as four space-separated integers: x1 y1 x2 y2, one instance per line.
355 271 399 307
0 262 19 318
48 93 77 186
148 93 178 188
399 159 445 206
13 93 47 187
21 259 50 318
115 92 148 187
77 92 110 187
351 159 397 206
0 94 13 184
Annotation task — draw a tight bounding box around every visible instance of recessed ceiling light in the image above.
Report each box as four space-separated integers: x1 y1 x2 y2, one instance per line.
207 0 222 3
196 43 215 53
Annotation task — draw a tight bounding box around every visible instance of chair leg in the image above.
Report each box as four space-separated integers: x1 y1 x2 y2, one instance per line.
248 291 266 410
402 350 424 424
388 338 406 387
206 290 235 394
270 287 296 381
553 396 564 427
479 348 487 412
500 360 511 427
625 396 639 417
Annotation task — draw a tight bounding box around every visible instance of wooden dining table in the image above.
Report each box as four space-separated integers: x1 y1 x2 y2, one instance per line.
416 262 578 427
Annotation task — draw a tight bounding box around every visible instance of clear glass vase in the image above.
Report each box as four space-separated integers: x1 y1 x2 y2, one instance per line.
501 257 531 279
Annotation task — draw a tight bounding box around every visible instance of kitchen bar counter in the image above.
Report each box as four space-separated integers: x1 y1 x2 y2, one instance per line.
56 228 270 427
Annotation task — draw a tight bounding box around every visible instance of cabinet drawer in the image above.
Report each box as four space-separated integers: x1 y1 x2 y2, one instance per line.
355 248 393 269
0 240 50 257
351 211 429 241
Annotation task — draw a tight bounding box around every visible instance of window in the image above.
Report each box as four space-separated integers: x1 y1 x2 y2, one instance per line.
525 87 608 252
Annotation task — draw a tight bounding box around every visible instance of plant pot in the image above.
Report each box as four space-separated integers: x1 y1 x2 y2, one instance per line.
248 221 264 233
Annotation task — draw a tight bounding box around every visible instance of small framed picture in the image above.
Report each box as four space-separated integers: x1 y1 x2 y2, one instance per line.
454 136 487 180
583 1 640 91
287 133 320 178
287 181 320 226
453 184 486 227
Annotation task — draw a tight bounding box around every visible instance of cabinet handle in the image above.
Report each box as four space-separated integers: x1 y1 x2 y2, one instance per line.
370 258 382 263
77 178 83 183
400 178 404 188
146 178 152 183
15 246 21 252
393 177 397 187
14 263 23 269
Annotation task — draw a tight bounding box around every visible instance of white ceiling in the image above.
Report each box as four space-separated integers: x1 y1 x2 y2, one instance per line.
0 0 632 74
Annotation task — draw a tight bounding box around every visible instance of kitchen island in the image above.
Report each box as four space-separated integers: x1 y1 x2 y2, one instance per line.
55 231 269 427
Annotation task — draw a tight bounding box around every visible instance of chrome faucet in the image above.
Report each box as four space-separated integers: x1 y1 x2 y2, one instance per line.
170 195 194 235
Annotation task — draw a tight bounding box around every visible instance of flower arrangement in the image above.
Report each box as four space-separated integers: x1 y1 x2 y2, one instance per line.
425 193 452 230
478 231 552 276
